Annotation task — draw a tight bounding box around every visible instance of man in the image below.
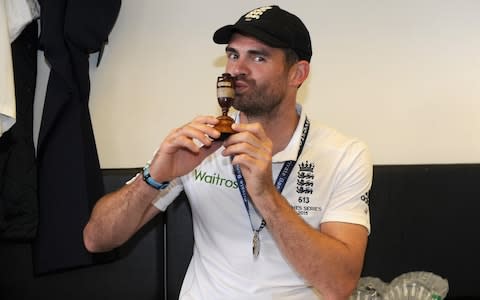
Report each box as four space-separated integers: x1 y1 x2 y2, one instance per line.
83 5 372 300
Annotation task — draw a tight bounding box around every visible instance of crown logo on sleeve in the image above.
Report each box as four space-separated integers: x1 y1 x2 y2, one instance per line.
244 6 273 21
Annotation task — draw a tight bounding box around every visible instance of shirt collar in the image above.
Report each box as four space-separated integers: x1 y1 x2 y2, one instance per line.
272 104 306 163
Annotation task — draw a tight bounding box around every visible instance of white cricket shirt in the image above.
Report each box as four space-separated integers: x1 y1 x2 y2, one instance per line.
153 105 372 299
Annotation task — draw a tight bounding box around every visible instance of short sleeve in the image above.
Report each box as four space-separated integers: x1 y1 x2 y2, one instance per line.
322 140 373 233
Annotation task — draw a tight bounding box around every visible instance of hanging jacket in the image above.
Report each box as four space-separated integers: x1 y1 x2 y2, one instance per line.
34 0 121 274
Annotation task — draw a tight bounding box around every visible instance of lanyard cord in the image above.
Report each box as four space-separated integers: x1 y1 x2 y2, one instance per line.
233 117 310 235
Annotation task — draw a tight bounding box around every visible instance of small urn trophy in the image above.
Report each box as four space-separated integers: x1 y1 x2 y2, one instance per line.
214 73 236 140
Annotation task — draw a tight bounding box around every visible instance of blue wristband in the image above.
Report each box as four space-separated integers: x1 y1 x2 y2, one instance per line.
142 163 169 190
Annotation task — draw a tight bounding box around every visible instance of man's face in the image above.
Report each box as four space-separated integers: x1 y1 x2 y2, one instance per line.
225 34 291 117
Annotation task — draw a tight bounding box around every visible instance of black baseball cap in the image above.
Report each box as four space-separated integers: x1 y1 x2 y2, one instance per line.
213 5 312 62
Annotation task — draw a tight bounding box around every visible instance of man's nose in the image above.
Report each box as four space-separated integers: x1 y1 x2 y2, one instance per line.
227 58 248 78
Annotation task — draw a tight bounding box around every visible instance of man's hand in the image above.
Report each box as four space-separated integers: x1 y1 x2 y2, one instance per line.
149 115 223 182
221 122 276 203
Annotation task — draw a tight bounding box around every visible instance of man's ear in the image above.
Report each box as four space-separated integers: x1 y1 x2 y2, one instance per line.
289 61 310 88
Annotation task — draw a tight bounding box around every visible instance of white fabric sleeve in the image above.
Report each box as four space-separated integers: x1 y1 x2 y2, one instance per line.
5 0 40 42
151 177 184 211
125 173 184 212
0 1 16 136
322 140 373 233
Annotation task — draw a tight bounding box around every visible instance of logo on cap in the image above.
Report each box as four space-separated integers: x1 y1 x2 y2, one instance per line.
244 6 273 21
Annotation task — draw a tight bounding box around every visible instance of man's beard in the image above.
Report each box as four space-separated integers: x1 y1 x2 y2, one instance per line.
232 76 287 118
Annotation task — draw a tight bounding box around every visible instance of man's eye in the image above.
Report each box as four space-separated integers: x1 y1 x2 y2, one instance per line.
254 56 265 62
227 53 238 60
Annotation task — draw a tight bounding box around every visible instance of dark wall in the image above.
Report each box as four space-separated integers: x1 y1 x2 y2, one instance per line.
1 165 479 299
362 164 480 297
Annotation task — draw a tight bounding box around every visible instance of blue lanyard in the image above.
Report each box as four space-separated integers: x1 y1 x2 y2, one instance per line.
232 117 310 236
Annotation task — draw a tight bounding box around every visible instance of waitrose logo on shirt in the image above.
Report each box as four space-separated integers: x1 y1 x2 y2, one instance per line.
194 169 238 189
